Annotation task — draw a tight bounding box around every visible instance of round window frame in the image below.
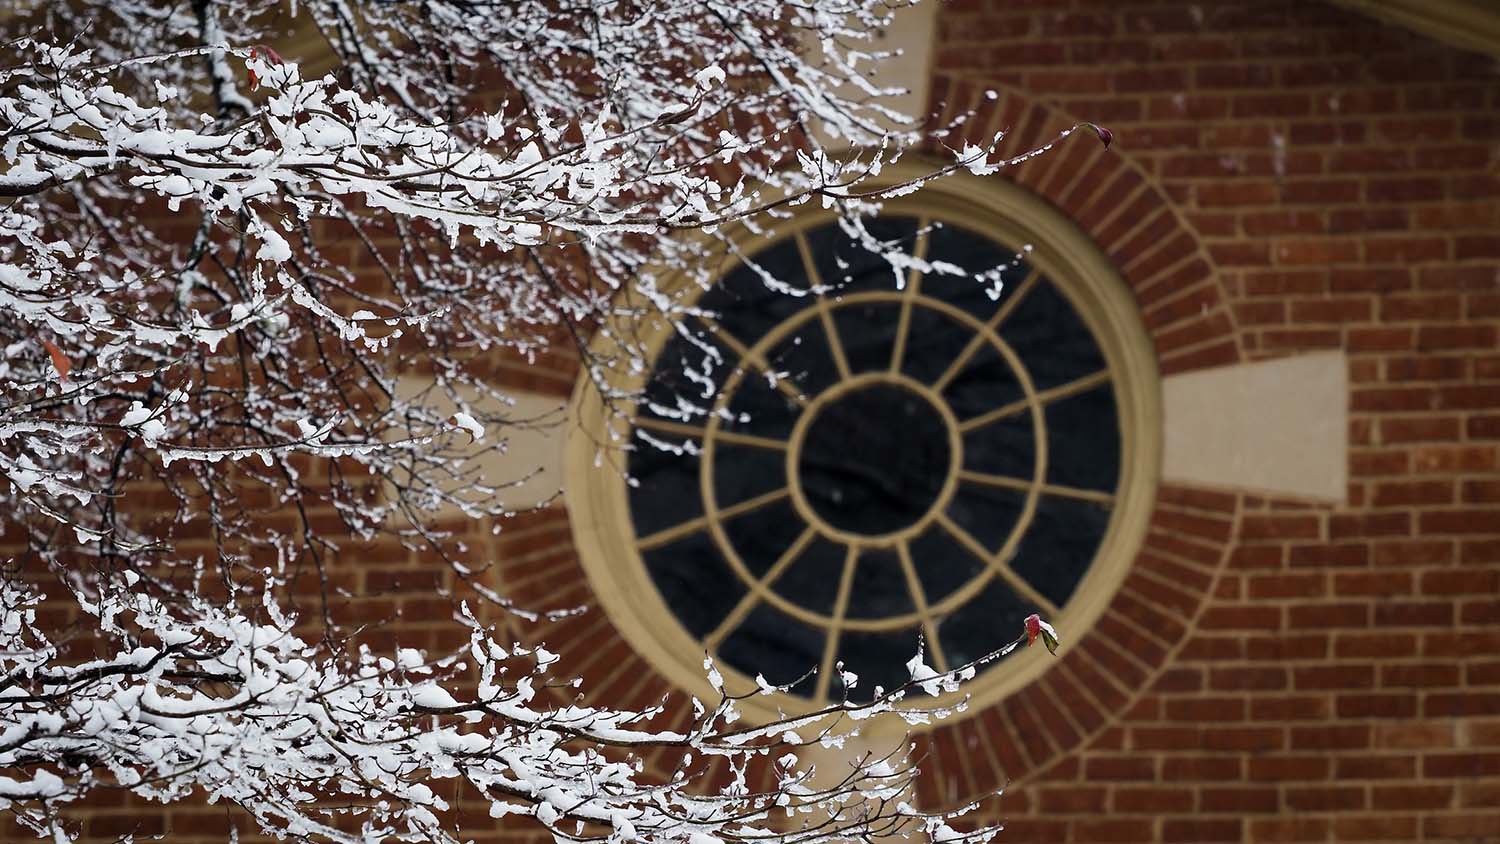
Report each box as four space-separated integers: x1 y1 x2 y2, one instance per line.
565 164 1162 726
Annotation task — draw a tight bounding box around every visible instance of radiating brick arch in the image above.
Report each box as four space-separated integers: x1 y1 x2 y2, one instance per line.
926 74 1245 377
884 75 1253 805
487 71 1260 808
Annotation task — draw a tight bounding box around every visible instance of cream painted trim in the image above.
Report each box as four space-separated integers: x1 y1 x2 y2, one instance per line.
1330 0 1500 57
1161 351 1348 504
565 161 1163 728
389 376 568 516
872 1 939 128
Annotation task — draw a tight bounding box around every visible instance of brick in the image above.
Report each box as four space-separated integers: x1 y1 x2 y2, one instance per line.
1420 511 1500 536
1386 355 1468 382
1377 415 1460 444
1334 755 1417 780
1334 632 1418 659
1376 601 1455 626
1248 633 1330 661
1425 692 1500 716
1276 240 1360 266
1412 445 1497 472
1294 665 1375 691
1424 753 1500 778
1348 327 1414 352
1418 324 1498 351
1421 568 1500 594
1284 786 1365 812
1112 786 1193 813
1240 514 1322 541
1338 693 1418 718
1332 815 1419 841
1247 573 1324 599
1249 755 1330 782
1164 696 1247 722
1201 786 1279 813
1373 539 1453 567
1252 696 1329 721
1371 479 1454 506
1083 756 1155 782
1199 605 1282 631
1288 542 1368 567
1424 814 1500 840
1248 817 1329 842
1037 786 1107 813
1333 571 1413 597
1382 664 1460 688
1329 512 1410 539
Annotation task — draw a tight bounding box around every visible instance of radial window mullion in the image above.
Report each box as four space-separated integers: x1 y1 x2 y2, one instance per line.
935 511 1061 618
888 219 931 374
897 538 948 673
814 545 861 702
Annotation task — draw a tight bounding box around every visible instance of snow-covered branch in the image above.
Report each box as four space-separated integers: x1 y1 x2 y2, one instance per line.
0 1 1087 840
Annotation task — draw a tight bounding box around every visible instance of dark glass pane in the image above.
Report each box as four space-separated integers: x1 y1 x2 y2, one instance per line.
941 343 1026 421
797 385 949 535
805 217 921 295
1011 495 1110 609
765 317 842 397
1045 383 1121 493
910 523 986 604
712 443 785 510
717 604 824 695
938 578 1039 668
836 627 924 700
642 532 745 639
639 319 736 422
771 536 847 614
1001 278 1107 392
725 372 802 440
626 427 702 538
847 548 915 619
698 237 811 346
962 412 1035 481
829 301 900 374
944 481 1026 554
721 498 806 580
920 222 1033 323
899 305 973 386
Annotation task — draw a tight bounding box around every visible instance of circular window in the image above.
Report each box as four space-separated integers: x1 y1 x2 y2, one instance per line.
568 169 1161 719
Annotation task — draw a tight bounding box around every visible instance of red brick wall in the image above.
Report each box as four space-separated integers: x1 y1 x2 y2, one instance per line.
905 1 1500 841
8 2 1498 842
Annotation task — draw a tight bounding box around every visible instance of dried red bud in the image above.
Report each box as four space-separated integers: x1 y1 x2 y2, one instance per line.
41 338 71 382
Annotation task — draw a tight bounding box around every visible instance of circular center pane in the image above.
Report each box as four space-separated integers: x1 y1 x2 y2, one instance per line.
796 383 951 536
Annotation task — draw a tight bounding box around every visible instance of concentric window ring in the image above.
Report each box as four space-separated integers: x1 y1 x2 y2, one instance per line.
566 167 1162 721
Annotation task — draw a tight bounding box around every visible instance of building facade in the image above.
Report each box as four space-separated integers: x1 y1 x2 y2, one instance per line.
8 2 1498 843
493 2 1500 842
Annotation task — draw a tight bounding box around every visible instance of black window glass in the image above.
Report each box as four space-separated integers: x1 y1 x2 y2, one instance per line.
939 578 1040 669
962 412 1035 480
805 217 921 294
712 443 785 509
626 211 1127 701
627 428 702 538
643 532 745 639
847 548 916 620
700 238 812 344
1011 495 1111 608
770 536 846 615
1000 278 1107 392
830 301 900 373
1044 384 1122 493
837 627 925 700
721 498 805 581
719 605 824 695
